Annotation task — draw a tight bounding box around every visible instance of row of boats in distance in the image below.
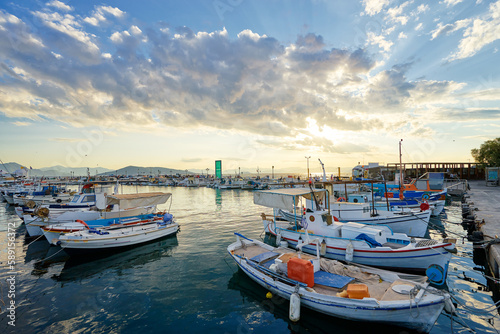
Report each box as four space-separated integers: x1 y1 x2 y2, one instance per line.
0 172 462 332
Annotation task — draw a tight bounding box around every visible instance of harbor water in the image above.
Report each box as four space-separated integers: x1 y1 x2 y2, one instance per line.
0 186 499 333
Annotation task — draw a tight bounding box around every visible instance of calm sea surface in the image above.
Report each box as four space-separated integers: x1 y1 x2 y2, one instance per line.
0 186 499 333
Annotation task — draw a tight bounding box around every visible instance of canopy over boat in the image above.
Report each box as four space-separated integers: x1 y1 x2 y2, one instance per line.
253 188 327 211
106 192 171 209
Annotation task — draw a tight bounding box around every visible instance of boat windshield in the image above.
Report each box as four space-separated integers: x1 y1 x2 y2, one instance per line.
82 195 96 203
70 195 80 203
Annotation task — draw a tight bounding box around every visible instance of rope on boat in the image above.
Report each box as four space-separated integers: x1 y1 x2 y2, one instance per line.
408 286 420 318
36 243 68 262
24 231 47 247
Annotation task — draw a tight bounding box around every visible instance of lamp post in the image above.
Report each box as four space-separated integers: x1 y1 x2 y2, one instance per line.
272 166 274 179
305 156 311 180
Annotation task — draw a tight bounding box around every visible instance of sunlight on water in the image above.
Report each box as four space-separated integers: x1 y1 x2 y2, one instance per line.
0 187 499 333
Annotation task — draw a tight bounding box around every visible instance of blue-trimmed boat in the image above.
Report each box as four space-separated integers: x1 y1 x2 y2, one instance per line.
228 233 454 333
257 188 455 274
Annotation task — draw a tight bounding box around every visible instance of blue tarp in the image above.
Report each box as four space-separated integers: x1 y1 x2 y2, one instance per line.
314 270 354 289
355 233 382 247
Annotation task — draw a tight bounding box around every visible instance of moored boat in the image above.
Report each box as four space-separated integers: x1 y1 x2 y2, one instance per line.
228 233 454 333
256 188 454 274
53 213 179 254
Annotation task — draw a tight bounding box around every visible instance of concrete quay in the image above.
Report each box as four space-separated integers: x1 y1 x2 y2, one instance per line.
464 180 500 277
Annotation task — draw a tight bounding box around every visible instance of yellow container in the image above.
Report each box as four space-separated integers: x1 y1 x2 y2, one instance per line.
347 284 370 299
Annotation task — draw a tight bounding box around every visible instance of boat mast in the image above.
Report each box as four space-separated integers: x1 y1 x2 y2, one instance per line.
399 139 404 200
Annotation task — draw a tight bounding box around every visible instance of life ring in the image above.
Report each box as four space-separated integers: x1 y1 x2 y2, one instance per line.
76 219 90 229
422 194 430 200
337 197 346 202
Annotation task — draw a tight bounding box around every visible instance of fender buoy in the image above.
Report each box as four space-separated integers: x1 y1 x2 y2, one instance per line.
289 292 301 322
420 200 430 211
76 219 90 229
337 197 346 202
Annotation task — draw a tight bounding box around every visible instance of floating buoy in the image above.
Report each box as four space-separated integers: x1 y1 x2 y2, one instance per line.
266 292 273 299
345 242 354 261
276 232 281 245
289 293 301 322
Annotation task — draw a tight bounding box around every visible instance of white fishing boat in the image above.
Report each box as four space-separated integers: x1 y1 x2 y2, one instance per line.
53 213 178 254
256 188 431 238
25 192 170 237
228 233 454 333
328 201 431 238
256 188 454 274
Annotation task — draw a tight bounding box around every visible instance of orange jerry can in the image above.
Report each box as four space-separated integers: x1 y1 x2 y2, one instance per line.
346 284 370 299
287 257 314 287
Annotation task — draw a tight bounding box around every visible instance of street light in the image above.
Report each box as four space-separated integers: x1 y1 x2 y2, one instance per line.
305 156 311 180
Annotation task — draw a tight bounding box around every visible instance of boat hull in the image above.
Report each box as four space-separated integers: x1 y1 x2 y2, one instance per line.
57 222 179 254
228 238 446 333
269 226 451 272
280 208 430 238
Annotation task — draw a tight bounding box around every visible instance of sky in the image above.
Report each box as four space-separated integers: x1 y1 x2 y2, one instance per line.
1 0 499 175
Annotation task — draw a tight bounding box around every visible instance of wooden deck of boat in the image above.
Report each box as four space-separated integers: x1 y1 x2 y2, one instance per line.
233 244 416 301
466 180 500 278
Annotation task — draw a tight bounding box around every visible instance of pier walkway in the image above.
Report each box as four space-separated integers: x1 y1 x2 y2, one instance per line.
466 180 500 277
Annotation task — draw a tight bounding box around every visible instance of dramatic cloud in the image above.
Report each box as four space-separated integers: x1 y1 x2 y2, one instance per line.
0 2 490 155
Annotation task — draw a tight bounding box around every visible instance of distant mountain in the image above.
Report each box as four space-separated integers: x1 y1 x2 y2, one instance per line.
98 165 192 176
40 165 114 176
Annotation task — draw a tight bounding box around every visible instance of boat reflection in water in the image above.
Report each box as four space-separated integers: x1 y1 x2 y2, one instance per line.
52 236 179 282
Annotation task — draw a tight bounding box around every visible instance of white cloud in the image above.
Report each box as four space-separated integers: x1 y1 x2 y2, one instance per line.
32 11 101 63
386 2 410 25
363 0 390 16
366 31 394 52
46 0 73 12
130 25 142 36
443 0 464 7
448 1 500 60
13 121 31 126
415 4 430 15
83 5 125 27
430 19 471 40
